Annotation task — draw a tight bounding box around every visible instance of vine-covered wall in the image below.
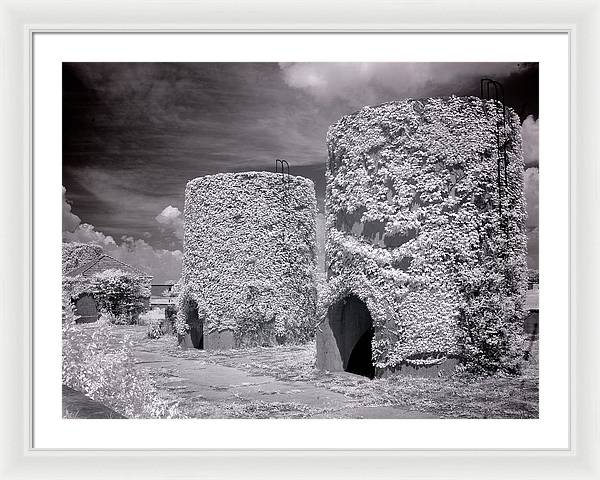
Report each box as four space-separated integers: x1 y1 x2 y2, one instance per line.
179 172 318 348
319 96 528 373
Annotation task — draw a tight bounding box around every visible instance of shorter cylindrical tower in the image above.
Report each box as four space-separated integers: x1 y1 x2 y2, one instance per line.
317 96 528 377
178 171 318 349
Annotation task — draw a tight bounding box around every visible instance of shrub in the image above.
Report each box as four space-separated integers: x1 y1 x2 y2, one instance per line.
62 281 79 325
91 269 150 324
98 312 117 324
146 318 163 339
138 308 164 325
139 308 166 338
62 321 175 418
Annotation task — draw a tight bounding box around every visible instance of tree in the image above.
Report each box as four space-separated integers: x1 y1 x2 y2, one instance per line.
91 269 150 324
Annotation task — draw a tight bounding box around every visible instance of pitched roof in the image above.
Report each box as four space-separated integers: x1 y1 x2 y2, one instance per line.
65 254 152 279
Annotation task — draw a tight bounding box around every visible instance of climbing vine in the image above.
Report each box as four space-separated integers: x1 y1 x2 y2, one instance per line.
325 96 528 373
179 172 318 347
63 269 151 325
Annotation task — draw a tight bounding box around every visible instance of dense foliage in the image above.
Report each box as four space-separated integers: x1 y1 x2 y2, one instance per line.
62 278 80 324
139 308 167 338
62 242 102 274
324 96 528 374
62 319 174 418
90 269 151 324
178 172 318 346
63 269 151 324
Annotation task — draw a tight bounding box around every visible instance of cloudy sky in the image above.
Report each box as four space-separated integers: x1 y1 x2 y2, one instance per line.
62 62 539 282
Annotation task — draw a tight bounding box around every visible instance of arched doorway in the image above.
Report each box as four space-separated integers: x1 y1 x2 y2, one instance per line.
328 295 375 379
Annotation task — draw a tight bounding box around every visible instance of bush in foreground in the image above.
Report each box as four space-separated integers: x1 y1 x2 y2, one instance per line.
62 319 177 418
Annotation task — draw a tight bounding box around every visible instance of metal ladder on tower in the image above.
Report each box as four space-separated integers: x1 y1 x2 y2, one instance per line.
275 158 292 277
275 158 291 199
480 78 510 237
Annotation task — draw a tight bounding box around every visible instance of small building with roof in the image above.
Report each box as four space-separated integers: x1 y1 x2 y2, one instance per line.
150 284 177 311
64 252 152 323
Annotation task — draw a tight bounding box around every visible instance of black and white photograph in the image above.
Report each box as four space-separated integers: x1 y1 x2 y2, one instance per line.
61 61 540 420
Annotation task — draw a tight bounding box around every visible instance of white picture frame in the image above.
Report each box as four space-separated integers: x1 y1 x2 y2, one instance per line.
1 0 597 478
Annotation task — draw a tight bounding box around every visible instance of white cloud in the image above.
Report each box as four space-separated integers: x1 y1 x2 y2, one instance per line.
107 238 183 284
279 62 520 105
522 115 539 168
63 223 117 246
155 205 184 240
62 186 81 232
62 186 182 283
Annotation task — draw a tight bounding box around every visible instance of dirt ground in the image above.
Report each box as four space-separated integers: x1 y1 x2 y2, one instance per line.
94 325 539 419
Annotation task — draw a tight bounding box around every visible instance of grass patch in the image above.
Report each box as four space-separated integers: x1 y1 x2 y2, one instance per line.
76 325 538 419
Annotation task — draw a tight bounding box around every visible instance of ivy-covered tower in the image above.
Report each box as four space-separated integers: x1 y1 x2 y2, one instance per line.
178 171 318 350
316 96 528 377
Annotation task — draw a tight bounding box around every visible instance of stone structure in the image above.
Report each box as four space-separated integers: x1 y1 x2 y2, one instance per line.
316 96 528 378
177 171 318 350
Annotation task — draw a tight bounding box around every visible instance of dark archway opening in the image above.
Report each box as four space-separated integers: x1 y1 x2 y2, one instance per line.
328 295 375 379
186 299 204 349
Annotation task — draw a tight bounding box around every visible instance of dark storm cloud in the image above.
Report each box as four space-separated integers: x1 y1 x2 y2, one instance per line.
280 62 539 120
63 62 328 246
63 62 538 278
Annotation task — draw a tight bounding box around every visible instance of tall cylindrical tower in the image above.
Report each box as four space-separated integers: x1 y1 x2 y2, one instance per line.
316 96 528 377
178 171 318 350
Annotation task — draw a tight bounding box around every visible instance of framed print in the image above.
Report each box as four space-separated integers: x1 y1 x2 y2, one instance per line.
1 0 598 479
36 31 567 448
